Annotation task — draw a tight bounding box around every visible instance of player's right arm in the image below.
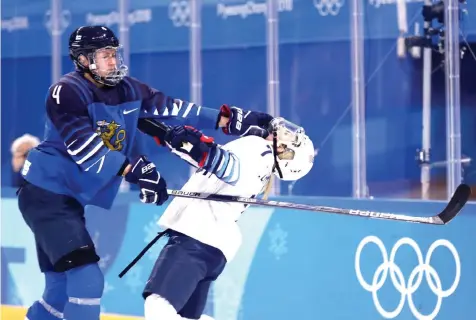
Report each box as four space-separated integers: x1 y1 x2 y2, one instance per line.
194 135 274 190
163 126 241 185
163 127 275 187
46 83 129 176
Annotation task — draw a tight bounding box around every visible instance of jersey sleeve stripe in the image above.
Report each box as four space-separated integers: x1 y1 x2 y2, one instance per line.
224 153 240 184
202 147 240 185
66 133 107 165
76 140 106 165
215 150 231 178
67 133 99 156
182 102 194 118
208 148 222 173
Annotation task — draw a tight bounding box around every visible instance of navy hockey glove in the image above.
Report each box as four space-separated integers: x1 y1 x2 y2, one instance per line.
216 104 274 138
164 125 216 167
164 125 240 184
125 156 169 205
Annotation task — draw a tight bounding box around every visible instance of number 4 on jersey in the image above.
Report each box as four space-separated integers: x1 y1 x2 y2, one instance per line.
52 85 62 104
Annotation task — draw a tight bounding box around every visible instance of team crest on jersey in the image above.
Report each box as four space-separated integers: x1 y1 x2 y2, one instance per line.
96 120 126 151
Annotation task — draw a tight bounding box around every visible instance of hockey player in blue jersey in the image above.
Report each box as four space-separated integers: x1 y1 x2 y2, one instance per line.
17 25 274 320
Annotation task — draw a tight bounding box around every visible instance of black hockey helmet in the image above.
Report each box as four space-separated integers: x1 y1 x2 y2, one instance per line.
69 26 128 86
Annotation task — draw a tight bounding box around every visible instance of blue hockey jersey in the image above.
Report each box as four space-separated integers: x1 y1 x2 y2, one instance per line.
22 72 219 209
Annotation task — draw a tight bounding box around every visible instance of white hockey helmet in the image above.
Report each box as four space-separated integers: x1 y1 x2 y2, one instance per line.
270 117 315 181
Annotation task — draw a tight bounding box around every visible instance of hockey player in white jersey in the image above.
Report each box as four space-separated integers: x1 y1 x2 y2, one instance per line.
142 117 315 320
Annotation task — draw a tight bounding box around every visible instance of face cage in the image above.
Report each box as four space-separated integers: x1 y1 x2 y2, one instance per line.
87 46 128 86
270 117 306 161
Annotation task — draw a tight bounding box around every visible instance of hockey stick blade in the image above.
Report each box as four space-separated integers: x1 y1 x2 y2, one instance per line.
433 183 471 225
167 184 471 225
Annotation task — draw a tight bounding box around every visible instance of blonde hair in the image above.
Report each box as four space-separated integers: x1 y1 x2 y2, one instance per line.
11 134 40 154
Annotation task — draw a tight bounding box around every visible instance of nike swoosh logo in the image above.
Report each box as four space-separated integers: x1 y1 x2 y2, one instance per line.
123 108 139 114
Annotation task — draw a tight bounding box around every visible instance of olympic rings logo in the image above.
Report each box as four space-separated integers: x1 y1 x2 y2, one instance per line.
355 236 460 319
169 0 190 28
313 0 345 16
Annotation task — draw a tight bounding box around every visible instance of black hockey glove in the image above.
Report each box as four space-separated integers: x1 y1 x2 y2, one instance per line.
125 156 168 205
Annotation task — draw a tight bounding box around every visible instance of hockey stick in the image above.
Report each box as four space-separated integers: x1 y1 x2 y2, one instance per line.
167 183 471 225
138 120 470 224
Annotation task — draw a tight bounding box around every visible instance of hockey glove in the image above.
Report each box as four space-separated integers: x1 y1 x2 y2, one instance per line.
164 125 216 167
216 104 274 138
125 156 169 205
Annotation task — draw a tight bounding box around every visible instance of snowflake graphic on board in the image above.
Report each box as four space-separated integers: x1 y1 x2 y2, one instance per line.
143 215 168 261
124 265 144 294
103 281 115 294
268 223 288 260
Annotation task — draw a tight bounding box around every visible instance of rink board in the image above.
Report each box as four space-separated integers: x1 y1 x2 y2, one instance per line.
2 190 476 319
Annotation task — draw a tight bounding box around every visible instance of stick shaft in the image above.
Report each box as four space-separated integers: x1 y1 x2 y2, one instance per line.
167 189 440 225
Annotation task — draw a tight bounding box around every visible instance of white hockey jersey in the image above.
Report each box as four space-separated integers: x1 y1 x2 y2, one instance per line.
157 135 275 262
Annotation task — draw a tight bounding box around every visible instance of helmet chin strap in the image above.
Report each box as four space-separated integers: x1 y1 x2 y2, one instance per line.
272 130 284 179
80 56 123 86
86 67 117 87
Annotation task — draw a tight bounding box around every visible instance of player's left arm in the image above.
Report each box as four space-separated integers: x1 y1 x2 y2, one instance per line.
131 78 273 139
134 79 219 129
